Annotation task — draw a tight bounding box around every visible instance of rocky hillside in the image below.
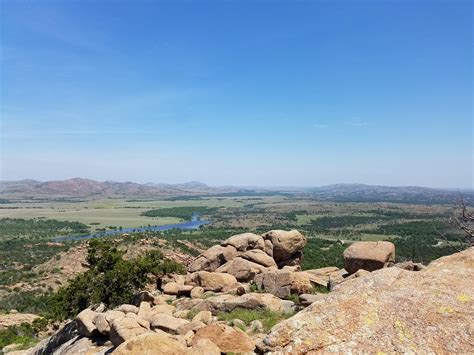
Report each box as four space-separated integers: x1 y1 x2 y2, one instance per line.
11 230 474 354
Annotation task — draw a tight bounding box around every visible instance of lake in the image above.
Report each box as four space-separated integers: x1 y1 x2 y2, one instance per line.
54 213 210 241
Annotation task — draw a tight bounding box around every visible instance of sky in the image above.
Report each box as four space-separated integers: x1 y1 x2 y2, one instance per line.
1 0 472 188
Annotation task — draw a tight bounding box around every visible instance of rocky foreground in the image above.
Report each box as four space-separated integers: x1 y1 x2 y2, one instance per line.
16 230 474 354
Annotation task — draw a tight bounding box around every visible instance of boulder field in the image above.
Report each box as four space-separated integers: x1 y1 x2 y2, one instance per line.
20 230 474 354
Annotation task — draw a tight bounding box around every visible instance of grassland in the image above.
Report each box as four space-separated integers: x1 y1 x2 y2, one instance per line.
0 194 464 291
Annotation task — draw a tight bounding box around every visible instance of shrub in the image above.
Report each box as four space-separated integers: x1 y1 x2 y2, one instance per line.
44 239 184 320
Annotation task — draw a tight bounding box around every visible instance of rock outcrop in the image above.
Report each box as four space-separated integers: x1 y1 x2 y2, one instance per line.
260 247 474 353
187 230 307 278
24 229 473 355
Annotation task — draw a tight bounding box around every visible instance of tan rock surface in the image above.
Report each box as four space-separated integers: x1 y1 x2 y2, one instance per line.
262 230 307 261
343 241 395 274
188 245 237 272
113 332 187 355
216 257 268 281
222 232 265 251
241 249 277 267
262 247 474 354
186 271 238 291
109 317 150 346
192 323 255 353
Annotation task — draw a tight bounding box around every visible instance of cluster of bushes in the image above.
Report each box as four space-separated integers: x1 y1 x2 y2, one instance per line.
0 239 75 286
0 218 89 240
301 238 345 269
44 239 184 320
0 239 184 322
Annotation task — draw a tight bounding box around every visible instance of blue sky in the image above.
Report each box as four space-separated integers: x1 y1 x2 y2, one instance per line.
1 0 472 188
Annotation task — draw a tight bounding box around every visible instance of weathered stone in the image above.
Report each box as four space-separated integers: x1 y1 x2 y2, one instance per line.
192 311 213 325
262 247 474 353
174 298 204 312
222 232 265 251
150 304 175 316
264 239 273 257
240 249 277 267
163 282 179 295
115 304 139 314
113 332 187 355
190 286 205 299
262 230 307 261
109 316 150 346
176 321 206 335
187 338 221 355
254 270 315 298
343 241 395 274
137 301 152 321
186 271 238 292
76 309 98 337
192 324 255 353
150 314 190 335
216 257 268 282
188 245 237 273
93 310 124 335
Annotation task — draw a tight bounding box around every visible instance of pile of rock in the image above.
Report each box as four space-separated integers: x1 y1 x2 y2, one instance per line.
24 230 406 354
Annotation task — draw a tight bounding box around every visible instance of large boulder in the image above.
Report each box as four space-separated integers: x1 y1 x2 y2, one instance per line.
192 324 255 353
261 247 474 353
150 314 190 334
109 316 150 346
215 257 268 281
240 249 277 267
75 309 98 337
188 245 237 273
185 271 238 292
262 230 307 262
254 270 315 298
93 310 124 335
343 241 395 274
222 232 265 252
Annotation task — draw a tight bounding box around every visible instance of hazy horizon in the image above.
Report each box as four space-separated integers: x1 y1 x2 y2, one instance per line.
2 176 473 191
1 1 472 189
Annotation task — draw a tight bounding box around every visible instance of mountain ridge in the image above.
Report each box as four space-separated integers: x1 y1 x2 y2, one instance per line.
1 178 472 204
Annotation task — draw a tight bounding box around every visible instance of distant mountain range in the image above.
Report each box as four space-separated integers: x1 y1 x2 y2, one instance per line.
0 178 472 204
0 178 236 201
